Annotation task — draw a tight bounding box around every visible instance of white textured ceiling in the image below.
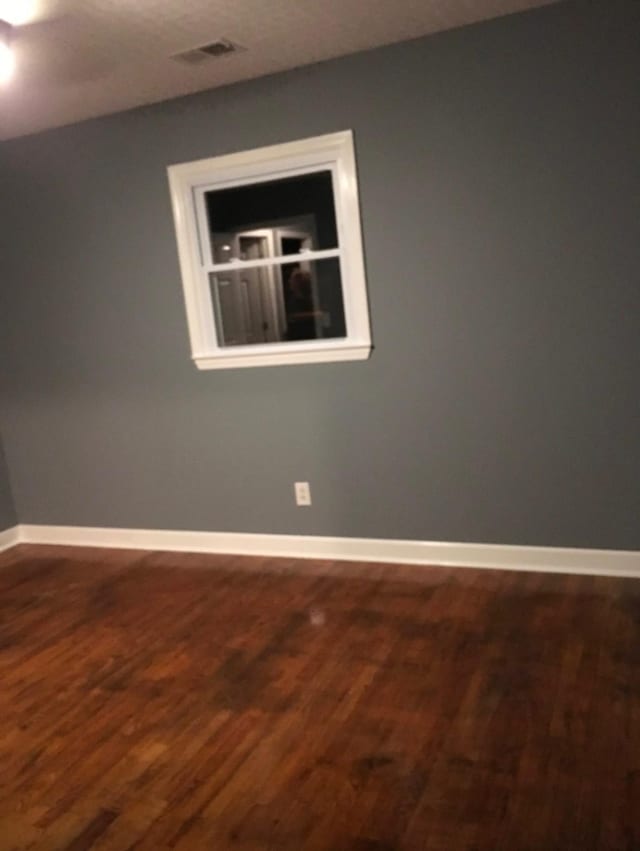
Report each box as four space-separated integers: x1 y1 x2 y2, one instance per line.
0 0 559 140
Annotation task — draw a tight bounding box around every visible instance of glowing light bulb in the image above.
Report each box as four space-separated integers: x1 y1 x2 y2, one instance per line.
0 1 38 27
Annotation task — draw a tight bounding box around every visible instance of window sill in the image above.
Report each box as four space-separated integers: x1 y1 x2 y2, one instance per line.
194 343 372 370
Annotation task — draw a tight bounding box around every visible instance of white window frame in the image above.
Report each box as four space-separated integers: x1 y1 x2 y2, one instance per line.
167 131 372 370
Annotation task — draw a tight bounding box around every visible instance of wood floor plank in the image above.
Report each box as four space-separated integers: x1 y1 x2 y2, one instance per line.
1 544 640 849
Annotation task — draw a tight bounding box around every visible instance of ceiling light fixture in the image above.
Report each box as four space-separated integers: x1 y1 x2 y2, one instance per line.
0 19 15 84
0 0 39 26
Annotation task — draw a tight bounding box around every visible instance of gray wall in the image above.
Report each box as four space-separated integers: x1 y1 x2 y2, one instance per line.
0 0 638 549
0 434 17 531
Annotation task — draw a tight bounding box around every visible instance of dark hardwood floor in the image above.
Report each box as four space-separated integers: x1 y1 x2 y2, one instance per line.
0 544 639 850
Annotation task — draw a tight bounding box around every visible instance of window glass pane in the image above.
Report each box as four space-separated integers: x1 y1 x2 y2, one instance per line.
210 258 346 347
206 171 338 264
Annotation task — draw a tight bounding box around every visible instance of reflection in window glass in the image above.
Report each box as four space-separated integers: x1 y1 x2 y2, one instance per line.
206 171 338 264
210 258 346 347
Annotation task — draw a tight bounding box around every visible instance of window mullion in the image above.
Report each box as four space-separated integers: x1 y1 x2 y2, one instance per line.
204 247 341 274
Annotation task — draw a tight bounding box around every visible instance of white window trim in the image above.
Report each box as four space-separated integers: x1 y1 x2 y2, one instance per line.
167 131 372 370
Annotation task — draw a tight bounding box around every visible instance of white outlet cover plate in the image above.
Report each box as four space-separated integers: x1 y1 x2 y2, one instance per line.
294 482 312 506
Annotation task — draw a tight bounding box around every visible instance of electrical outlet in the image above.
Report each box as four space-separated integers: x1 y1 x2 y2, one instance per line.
294 481 312 506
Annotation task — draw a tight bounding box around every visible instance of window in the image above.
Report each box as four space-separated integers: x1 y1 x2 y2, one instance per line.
167 131 371 369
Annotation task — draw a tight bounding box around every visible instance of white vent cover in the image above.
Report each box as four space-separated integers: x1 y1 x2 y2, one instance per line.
173 38 244 65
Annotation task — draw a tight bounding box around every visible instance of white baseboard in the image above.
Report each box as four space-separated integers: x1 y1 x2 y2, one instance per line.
9 524 640 578
0 526 20 553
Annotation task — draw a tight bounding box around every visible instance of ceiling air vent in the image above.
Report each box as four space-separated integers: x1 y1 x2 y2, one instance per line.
173 39 244 65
